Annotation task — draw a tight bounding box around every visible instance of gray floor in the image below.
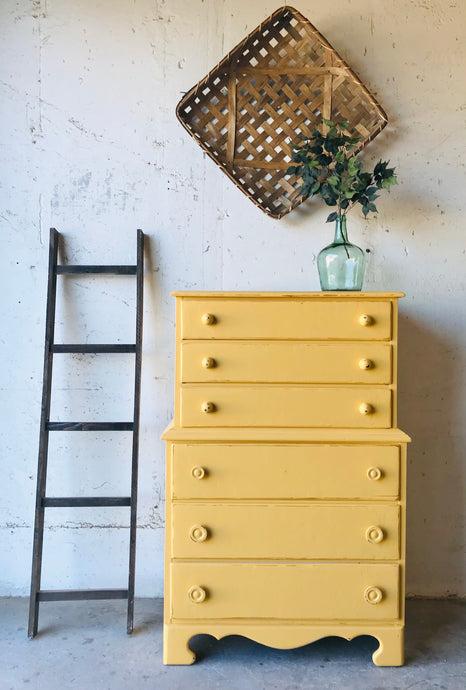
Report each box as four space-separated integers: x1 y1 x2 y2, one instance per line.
0 598 465 690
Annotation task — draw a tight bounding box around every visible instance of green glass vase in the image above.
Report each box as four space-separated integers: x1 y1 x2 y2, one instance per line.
317 215 365 291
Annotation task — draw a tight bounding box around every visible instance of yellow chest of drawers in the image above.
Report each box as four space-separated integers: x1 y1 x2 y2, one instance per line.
162 292 410 666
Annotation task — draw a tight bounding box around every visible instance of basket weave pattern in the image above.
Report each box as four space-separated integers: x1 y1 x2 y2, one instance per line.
177 6 387 219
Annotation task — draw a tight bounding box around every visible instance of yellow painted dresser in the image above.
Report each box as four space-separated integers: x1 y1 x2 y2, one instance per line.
162 292 410 666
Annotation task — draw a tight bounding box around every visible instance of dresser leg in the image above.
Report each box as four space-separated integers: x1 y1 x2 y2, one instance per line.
372 627 404 666
163 625 196 665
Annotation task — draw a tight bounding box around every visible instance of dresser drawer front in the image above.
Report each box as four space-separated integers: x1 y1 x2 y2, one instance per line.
172 503 400 560
181 341 392 384
172 444 400 500
171 563 400 620
181 299 392 340
180 386 392 428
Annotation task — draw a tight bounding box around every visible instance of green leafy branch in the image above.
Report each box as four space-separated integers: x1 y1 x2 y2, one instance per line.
287 119 398 222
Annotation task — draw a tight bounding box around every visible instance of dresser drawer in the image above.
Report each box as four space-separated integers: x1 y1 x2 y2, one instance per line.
172 503 400 560
172 444 400 500
180 385 392 428
181 341 392 384
171 562 400 620
180 299 392 340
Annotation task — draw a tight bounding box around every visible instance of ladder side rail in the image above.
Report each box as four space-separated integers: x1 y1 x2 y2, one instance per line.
127 229 144 633
28 228 60 638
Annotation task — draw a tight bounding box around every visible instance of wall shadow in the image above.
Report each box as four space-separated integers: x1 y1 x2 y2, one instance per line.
398 312 464 596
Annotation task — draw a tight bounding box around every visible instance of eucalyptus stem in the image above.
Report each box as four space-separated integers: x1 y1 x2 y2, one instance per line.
335 213 351 259
288 118 398 223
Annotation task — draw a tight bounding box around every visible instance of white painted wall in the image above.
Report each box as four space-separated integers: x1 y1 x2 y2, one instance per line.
1 0 465 598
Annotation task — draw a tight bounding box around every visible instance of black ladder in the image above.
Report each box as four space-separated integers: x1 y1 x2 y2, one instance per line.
28 228 144 638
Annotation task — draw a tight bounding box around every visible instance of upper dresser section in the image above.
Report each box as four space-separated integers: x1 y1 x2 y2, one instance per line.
173 292 404 430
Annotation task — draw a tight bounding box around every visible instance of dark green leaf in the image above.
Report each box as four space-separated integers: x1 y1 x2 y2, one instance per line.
320 183 330 196
302 168 312 182
374 160 388 176
318 154 332 166
326 212 339 222
324 138 339 154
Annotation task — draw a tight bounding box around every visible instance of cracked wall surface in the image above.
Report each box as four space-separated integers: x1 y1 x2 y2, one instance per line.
0 0 465 597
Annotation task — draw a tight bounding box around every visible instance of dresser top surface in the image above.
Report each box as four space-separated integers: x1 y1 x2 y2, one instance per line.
171 291 405 299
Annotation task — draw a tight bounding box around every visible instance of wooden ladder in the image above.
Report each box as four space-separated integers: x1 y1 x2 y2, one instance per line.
28 228 144 638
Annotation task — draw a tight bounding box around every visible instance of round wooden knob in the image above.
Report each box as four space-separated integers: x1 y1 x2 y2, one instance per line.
367 466 382 481
365 525 385 544
364 586 383 605
201 313 216 326
359 358 374 370
189 524 208 542
359 314 374 327
188 585 207 603
191 465 206 480
201 401 216 413
201 357 216 369
359 402 375 415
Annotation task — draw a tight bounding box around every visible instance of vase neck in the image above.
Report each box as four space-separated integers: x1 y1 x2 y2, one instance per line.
334 215 348 244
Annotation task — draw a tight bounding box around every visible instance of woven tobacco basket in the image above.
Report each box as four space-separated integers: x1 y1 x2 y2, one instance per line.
176 6 387 219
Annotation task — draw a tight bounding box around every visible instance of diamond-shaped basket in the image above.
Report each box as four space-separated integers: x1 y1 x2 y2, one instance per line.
177 5 387 219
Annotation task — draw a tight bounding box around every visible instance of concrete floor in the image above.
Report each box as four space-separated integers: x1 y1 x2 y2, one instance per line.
0 598 464 690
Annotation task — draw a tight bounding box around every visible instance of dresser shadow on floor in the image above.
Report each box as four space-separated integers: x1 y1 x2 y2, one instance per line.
404 599 466 665
189 633 379 665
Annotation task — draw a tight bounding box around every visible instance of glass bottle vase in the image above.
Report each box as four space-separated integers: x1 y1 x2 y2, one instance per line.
317 215 365 291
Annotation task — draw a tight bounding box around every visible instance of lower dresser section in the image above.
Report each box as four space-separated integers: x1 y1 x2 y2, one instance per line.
162 430 409 667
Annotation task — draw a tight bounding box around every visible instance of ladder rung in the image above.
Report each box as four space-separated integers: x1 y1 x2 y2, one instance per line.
52 344 136 354
56 265 137 275
37 589 128 602
47 422 134 431
42 497 131 508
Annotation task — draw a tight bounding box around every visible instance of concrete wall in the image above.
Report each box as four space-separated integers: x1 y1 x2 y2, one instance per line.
1 0 465 598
